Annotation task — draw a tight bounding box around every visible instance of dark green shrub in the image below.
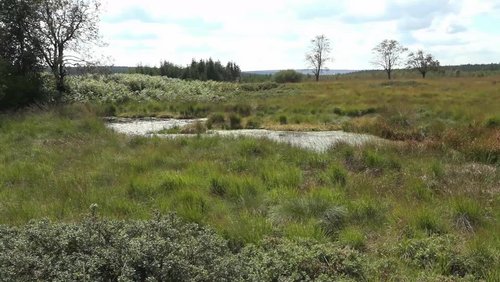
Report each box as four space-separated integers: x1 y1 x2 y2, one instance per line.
239 82 278 91
485 116 500 128
273 69 303 83
206 112 225 129
228 113 242 129
279 115 288 125
0 59 45 110
245 117 261 129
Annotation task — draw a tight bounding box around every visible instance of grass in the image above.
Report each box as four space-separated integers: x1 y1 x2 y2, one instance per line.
0 75 499 279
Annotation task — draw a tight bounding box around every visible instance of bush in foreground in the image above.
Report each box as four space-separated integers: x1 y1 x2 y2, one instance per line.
0 213 368 281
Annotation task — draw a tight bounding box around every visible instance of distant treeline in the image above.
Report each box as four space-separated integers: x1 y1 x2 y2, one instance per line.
130 59 241 82
336 63 500 80
65 63 500 82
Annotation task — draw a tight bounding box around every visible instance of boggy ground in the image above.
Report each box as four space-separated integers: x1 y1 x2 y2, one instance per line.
0 76 499 280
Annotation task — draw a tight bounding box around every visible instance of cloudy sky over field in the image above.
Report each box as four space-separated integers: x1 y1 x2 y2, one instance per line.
100 0 500 70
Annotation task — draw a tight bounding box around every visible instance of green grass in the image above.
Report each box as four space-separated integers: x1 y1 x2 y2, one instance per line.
0 76 499 280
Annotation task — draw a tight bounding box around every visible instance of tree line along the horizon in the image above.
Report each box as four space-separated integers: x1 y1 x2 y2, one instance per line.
132 59 241 82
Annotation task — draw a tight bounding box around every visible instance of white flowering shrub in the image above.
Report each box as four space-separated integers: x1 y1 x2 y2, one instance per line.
65 74 240 103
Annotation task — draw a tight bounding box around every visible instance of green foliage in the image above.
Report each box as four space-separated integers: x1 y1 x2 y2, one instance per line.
349 198 386 225
206 112 226 129
413 209 446 235
323 164 348 187
134 59 241 82
239 82 279 91
339 227 366 250
228 113 242 129
66 74 240 103
0 58 44 110
273 69 303 83
396 235 497 279
0 214 243 281
240 238 367 281
245 116 261 129
279 115 288 125
485 116 500 128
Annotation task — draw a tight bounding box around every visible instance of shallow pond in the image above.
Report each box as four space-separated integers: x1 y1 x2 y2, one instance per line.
106 118 382 152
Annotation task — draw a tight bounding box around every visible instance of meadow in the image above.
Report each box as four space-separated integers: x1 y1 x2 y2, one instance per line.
0 74 499 280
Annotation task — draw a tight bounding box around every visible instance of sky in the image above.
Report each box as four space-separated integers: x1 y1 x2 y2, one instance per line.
98 0 500 71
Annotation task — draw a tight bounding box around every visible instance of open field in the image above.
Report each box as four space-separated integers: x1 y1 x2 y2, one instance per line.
1 75 499 280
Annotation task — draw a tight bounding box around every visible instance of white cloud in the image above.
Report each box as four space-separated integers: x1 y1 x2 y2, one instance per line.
97 0 500 70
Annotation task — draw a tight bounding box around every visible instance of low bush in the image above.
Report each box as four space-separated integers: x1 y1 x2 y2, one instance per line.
239 82 278 91
0 214 368 281
273 69 303 83
228 113 242 129
206 112 225 129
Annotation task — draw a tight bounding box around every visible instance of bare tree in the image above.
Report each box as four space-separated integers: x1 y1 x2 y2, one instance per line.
25 0 102 102
305 35 332 82
372 39 407 80
407 50 440 78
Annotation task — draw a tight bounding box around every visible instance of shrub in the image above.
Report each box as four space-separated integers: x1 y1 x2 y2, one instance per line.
397 235 456 269
485 116 500 128
245 117 261 129
0 59 45 110
273 69 303 83
240 238 367 280
206 112 225 129
0 214 243 281
239 82 278 91
279 115 288 125
0 214 370 281
228 113 242 129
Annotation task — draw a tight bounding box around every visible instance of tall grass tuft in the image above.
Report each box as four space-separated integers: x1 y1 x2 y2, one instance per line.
320 206 348 236
452 198 483 232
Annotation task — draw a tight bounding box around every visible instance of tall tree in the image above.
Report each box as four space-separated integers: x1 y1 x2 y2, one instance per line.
407 50 440 78
25 0 102 102
305 35 332 82
0 0 44 109
372 39 407 80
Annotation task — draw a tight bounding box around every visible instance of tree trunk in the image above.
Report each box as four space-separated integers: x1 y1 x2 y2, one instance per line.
422 72 426 79
315 73 319 82
387 70 391 80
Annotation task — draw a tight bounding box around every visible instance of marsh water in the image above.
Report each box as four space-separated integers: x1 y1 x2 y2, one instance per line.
106 118 382 152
